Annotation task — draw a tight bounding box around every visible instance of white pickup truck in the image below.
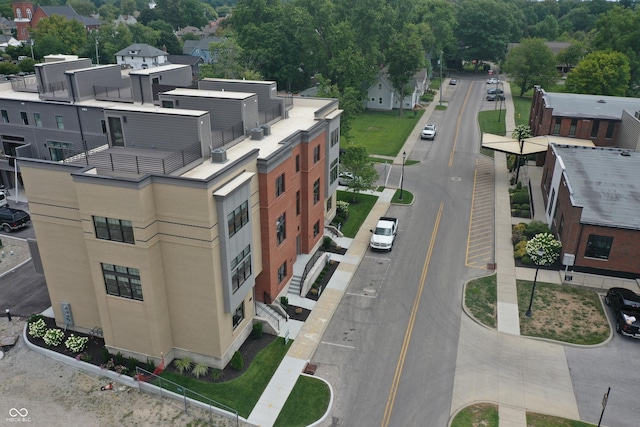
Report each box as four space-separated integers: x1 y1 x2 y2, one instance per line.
370 217 398 251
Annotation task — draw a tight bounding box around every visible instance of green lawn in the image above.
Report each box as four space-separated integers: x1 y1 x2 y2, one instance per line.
478 110 506 136
452 404 596 427
160 337 292 418
349 110 423 157
274 376 330 427
337 190 378 238
512 95 532 127
392 189 413 204
464 274 497 328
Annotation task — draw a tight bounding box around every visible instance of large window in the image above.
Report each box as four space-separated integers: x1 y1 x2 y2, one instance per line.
295 155 300 172
569 119 577 136
55 115 64 130
20 112 28 125
278 261 287 283
313 179 320 204
330 158 338 183
313 145 321 163
34 113 42 127
232 302 244 330
275 173 285 197
606 121 615 138
227 201 249 237
102 263 143 301
1 110 8 123
584 234 613 260
330 129 339 147
276 213 286 244
48 141 73 162
552 119 561 135
93 216 135 244
231 245 251 293
313 221 320 237
591 120 600 138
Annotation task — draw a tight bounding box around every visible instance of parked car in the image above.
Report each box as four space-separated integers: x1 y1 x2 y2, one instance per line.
338 172 355 186
605 287 640 338
421 124 437 140
486 94 505 101
487 88 504 95
0 207 30 232
0 190 7 208
449 79 458 85
486 78 499 84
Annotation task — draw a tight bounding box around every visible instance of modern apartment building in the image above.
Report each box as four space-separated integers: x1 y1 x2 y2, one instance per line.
0 56 341 368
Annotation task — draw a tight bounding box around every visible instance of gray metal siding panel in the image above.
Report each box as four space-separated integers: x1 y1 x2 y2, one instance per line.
161 95 244 129
37 59 92 90
72 66 125 101
618 111 640 151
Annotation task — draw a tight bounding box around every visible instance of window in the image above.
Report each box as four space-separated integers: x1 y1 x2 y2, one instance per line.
232 302 244 330
557 214 564 238
584 234 613 260
591 120 600 138
313 145 321 163
313 221 320 237
379 98 382 104
313 179 320 204
326 196 332 212
48 141 73 162
275 173 285 197
1 110 8 123
606 121 615 138
276 213 286 244
278 261 287 283
26 8 32 19
102 263 143 301
330 129 339 147
230 245 251 293
101 120 107 134
162 100 174 108
296 191 300 216
227 201 249 237
34 113 42 127
16 8 21 19
55 115 64 130
20 112 28 125
378 83 382 90
553 119 561 135
108 117 124 147
295 155 300 172
548 189 555 215
93 216 135 244
330 158 338 183
569 119 577 136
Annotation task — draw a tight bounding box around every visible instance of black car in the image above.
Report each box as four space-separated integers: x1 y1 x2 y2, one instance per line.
0 207 30 232
486 94 505 101
487 88 504 95
605 287 640 338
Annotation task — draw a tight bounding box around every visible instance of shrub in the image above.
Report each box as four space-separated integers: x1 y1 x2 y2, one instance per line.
524 220 552 239
43 328 65 346
27 314 45 324
514 240 528 259
230 351 244 371
512 223 527 244
79 353 93 362
515 181 523 190
175 357 193 374
252 322 263 339
518 210 531 218
521 255 533 265
510 190 529 205
210 369 224 381
115 351 126 366
192 363 209 378
280 296 289 308
101 347 111 364
146 358 156 372
521 203 530 211
28 318 46 338
336 200 349 222
65 334 89 353
323 236 332 249
127 357 139 372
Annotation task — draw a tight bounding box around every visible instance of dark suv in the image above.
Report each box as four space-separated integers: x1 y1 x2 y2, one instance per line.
0 207 30 232
605 287 640 339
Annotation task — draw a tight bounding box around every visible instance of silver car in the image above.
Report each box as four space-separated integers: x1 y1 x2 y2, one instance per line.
421 124 437 140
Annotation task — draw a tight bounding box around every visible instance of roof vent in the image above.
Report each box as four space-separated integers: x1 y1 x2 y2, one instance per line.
251 127 264 140
210 147 227 163
621 150 631 157
260 124 271 136
597 99 606 103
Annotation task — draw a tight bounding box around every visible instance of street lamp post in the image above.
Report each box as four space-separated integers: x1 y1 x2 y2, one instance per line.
439 50 443 107
399 151 406 201
525 248 545 317
95 38 99 65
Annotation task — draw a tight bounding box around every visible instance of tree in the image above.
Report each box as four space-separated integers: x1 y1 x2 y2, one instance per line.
148 20 182 54
129 23 160 46
565 50 630 96
339 145 378 201
316 75 363 139
199 37 262 80
18 58 36 73
33 15 87 55
385 24 426 116
0 62 20 75
98 4 120 22
503 38 558 97
556 41 586 74
120 0 137 16
67 0 96 17
529 15 559 40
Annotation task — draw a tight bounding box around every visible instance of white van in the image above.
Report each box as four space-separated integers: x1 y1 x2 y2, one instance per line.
0 190 7 208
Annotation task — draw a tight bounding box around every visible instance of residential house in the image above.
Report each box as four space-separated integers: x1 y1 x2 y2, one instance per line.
182 37 224 64
0 57 341 369
12 2 101 41
113 15 137 26
365 68 428 111
0 34 21 51
541 144 640 277
166 54 203 81
115 43 168 70
0 17 15 36
176 26 204 39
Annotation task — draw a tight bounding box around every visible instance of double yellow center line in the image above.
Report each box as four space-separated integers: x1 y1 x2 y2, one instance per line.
380 201 444 427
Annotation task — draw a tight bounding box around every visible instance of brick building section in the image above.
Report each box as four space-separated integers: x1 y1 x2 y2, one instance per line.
530 87 619 148
254 134 326 303
542 147 640 276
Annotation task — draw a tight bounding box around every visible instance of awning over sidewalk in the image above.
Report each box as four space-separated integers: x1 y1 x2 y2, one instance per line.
481 133 594 156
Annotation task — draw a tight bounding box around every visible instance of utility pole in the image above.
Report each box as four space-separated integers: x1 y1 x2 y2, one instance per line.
439 50 443 106
95 38 99 65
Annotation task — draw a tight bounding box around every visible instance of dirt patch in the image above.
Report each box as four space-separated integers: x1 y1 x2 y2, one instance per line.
0 236 30 275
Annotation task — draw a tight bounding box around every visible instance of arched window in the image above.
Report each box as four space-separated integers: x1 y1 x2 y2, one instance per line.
27 8 32 20
16 8 22 19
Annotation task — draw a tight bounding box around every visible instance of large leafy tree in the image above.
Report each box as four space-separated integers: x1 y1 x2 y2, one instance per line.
415 0 456 54
503 38 558 97
386 23 426 115
148 20 182 54
86 23 134 65
556 41 587 73
565 50 630 96
199 37 263 80
592 6 640 95
456 0 524 68
339 145 378 201
33 15 88 55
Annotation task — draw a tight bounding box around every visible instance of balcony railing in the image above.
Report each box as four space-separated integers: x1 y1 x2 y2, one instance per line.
94 85 133 102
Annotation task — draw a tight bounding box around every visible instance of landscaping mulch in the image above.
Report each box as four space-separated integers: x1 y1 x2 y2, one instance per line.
305 260 340 301
286 305 311 322
324 244 347 255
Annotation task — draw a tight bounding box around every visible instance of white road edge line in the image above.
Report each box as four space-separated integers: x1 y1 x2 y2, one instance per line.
320 341 356 349
346 292 377 298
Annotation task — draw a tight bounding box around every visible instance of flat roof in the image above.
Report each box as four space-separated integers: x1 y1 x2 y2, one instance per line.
554 144 640 230
181 97 338 180
103 104 208 116
163 88 253 100
128 64 189 75
541 90 640 120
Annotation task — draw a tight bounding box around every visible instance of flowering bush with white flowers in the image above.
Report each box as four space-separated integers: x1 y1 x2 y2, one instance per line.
43 328 65 346
65 334 89 353
526 233 561 266
28 318 47 338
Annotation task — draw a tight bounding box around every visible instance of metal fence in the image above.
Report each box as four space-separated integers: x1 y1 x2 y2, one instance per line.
212 122 245 147
94 85 134 101
135 367 240 426
298 249 326 295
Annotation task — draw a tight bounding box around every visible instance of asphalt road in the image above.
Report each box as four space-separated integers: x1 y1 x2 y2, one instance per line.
315 78 488 426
